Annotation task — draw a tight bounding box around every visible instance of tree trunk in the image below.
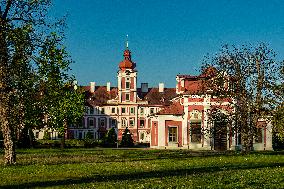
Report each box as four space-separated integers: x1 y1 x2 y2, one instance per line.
1 119 16 165
60 133 65 149
0 22 16 165
28 128 34 148
60 120 67 149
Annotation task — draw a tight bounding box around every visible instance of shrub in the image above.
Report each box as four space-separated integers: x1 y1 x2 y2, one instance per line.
36 140 61 148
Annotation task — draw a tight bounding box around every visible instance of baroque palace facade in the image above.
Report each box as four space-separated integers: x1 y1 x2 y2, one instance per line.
35 46 273 151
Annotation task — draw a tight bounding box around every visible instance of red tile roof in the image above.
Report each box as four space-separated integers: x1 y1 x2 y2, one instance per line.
82 86 177 106
138 87 177 105
183 80 206 95
157 101 184 115
84 86 117 106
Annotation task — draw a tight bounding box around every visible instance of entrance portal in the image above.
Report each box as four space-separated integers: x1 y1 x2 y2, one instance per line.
213 113 228 151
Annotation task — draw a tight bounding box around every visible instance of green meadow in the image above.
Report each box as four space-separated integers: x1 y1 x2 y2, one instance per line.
0 148 283 188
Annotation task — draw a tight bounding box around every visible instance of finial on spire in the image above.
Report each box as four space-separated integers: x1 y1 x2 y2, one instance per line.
126 34 129 49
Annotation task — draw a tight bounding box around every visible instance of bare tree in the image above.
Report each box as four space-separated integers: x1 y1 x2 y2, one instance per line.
203 44 282 153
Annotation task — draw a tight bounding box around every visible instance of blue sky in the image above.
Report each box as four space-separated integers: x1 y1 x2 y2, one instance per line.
51 0 284 87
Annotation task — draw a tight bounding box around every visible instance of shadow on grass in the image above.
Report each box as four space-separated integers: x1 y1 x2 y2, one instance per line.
1 162 283 188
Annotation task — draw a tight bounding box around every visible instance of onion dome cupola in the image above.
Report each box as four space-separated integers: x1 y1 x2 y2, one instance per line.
118 37 136 70
119 49 136 70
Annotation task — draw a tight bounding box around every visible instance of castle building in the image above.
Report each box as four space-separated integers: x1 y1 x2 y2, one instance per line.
66 46 272 151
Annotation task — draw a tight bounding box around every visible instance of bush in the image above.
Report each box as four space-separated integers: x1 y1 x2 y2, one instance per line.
35 139 102 148
36 140 61 148
65 139 86 147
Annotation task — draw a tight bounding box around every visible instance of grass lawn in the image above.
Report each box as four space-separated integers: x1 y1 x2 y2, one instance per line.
0 148 283 188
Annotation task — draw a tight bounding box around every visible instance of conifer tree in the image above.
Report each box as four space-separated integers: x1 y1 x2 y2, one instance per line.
121 127 134 147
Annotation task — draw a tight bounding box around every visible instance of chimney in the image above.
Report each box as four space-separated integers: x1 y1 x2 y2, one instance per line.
159 83 164 93
90 82 95 93
141 83 148 93
107 82 111 92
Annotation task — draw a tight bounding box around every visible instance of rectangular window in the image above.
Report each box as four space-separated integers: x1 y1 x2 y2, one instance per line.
90 107 94 114
140 107 144 115
126 93 130 101
85 107 89 114
81 118 85 128
150 108 154 114
112 107 116 114
255 128 262 143
101 108 105 114
191 122 201 143
129 118 135 127
122 107 126 114
126 81 130 89
130 107 135 114
111 119 117 127
88 118 94 127
169 127 177 142
121 118 127 127
99 118 105 127
140 120 145 128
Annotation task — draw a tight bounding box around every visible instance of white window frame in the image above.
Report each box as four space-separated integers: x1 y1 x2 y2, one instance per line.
121 118 127 128
168 126 178 143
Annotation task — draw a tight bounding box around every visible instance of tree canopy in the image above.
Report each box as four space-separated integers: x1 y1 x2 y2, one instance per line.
0 0 83 164
203 43 283 152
